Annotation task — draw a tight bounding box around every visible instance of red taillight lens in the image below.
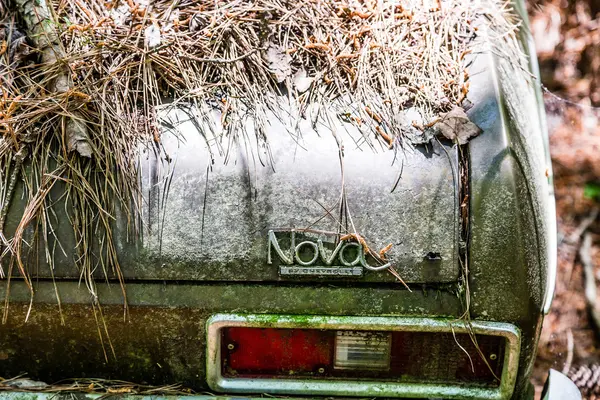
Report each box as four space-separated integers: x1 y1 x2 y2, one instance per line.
221 327 505 387
223 328 334 375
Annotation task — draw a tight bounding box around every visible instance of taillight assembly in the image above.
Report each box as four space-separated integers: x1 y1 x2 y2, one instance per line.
221 327 503 385
207 314 521 399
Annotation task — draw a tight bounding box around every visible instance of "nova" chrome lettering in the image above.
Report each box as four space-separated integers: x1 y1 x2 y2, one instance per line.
267 230 369 268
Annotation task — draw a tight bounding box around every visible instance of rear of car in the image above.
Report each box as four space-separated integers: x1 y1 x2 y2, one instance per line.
0 1 570 399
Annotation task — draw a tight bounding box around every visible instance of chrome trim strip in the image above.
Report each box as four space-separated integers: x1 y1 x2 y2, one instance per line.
543 195 558 315
206 314 521 400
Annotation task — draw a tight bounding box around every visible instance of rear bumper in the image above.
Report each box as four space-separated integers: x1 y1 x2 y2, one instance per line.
0 395 239 400
0 371 582 400
541 369 581 400
0 367 580 400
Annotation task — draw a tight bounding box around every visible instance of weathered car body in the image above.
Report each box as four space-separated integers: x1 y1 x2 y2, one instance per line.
0 1 576 399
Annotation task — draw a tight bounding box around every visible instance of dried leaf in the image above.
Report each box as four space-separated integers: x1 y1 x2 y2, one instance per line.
144 25 161 49
265 43 292 83
437 106 482 144
8 34 29 64
0 25 30 67
189 14 208 31
293 68 313 93
4 378 49 389
109 4 130 26
66 118 93 158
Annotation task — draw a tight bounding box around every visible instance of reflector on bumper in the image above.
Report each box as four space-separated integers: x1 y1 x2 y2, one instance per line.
334 331 392 371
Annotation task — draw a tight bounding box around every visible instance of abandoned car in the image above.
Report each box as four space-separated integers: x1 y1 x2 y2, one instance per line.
0 0 581 399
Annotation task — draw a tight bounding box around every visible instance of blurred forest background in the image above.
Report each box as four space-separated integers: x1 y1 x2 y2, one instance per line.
528 0 600 398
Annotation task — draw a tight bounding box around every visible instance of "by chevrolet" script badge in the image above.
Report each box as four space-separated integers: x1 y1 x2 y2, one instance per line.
279 266 363 276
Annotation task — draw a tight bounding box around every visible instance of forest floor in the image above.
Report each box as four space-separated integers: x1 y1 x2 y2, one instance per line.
529 1 600 398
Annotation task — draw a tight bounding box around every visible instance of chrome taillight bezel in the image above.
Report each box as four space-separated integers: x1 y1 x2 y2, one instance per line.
206 314 520 400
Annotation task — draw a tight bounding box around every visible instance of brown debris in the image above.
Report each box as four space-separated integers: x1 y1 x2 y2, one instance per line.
436 106 482 145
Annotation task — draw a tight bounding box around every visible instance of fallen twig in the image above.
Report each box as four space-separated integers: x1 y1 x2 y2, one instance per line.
562 328 574 375
567 207 599 244
580 232 600 336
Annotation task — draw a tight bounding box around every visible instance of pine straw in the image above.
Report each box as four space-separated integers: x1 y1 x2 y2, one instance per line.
0 376 194 395
0 0 525 311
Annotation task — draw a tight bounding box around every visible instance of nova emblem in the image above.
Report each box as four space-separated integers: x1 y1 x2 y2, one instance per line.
268 230 377 277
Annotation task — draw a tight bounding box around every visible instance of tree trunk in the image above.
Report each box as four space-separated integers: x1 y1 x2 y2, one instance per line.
13 0 92 157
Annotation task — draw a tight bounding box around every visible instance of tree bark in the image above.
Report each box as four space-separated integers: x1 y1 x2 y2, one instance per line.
13 0 92 157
